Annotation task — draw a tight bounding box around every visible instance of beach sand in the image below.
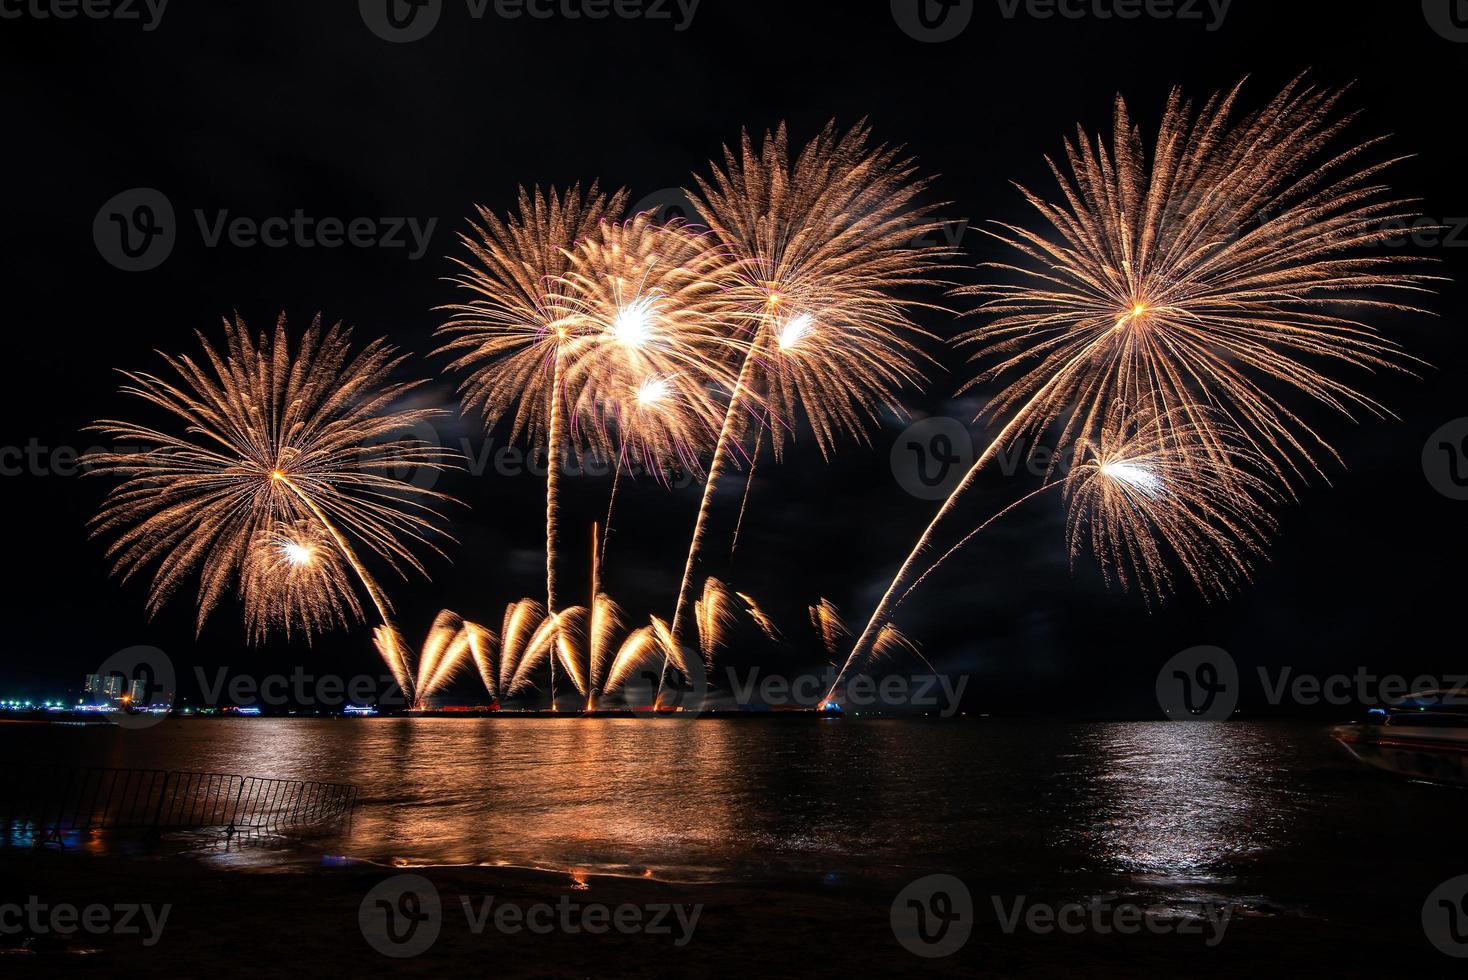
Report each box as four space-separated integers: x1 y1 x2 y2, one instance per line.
0 841 1422 978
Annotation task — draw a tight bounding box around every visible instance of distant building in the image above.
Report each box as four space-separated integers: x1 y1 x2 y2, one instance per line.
128 678 148 705
84 673 127 706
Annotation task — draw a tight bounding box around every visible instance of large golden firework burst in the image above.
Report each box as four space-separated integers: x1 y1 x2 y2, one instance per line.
830 77 1438 702
692 119 957 458
84 313 456 638
560 212 741 480
960 75 1437 483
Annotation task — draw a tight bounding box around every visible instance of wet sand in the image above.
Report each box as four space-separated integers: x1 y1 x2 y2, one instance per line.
0 842 1425 978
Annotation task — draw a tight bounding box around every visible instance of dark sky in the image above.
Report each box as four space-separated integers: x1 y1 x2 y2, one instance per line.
2 1 1465 716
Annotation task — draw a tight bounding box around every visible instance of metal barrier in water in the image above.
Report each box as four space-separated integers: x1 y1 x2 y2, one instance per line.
0 766 358 845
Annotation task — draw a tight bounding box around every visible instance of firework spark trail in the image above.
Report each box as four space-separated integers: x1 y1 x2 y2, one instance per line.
809 599 850 661
554 606 590 696
461 620 499 701
602 625 663 697
372 624 417 710
735 591 781 642
498 599 546 694
871 624 936 673
729 421 766 560
827 77 1434 703
660 121 957 696
439 184 630 702
586 593 624 707
373 610 475 710
695 577 741 669
85 313 457 642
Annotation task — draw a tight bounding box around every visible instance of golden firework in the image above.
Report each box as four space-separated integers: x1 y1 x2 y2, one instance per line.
85 313 456 639
562 212 739 481
831 78 1435 702
438 182 627 703
374 610 475 711
240 520 362 644
666 121 956 667
960 76 1434 481
1065 410 1277 604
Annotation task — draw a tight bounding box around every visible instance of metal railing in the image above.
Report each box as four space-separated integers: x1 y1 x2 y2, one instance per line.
0 766 358 845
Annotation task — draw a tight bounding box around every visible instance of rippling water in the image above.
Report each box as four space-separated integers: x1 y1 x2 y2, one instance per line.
4 718 1457 913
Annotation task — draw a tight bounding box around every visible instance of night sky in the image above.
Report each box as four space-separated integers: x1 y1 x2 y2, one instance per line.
2 1 1465 716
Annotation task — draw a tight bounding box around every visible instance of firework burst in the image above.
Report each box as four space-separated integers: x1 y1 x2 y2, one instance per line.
961 75 1435 480
85 313 456 639
239 520 362 644
439 182 627 703
831 77 1435 701
562 212 740 481
1065 410 1277 604
666 121 957 674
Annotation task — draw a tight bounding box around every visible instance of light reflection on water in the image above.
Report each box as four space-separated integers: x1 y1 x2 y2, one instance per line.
2 718 1450 906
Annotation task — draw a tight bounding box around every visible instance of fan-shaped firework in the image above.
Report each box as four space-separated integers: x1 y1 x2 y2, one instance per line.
374 610 474 711
240 520 362 644
694 577 779 669
84 313 456 638
830 77 1434 702
667 121 956 663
